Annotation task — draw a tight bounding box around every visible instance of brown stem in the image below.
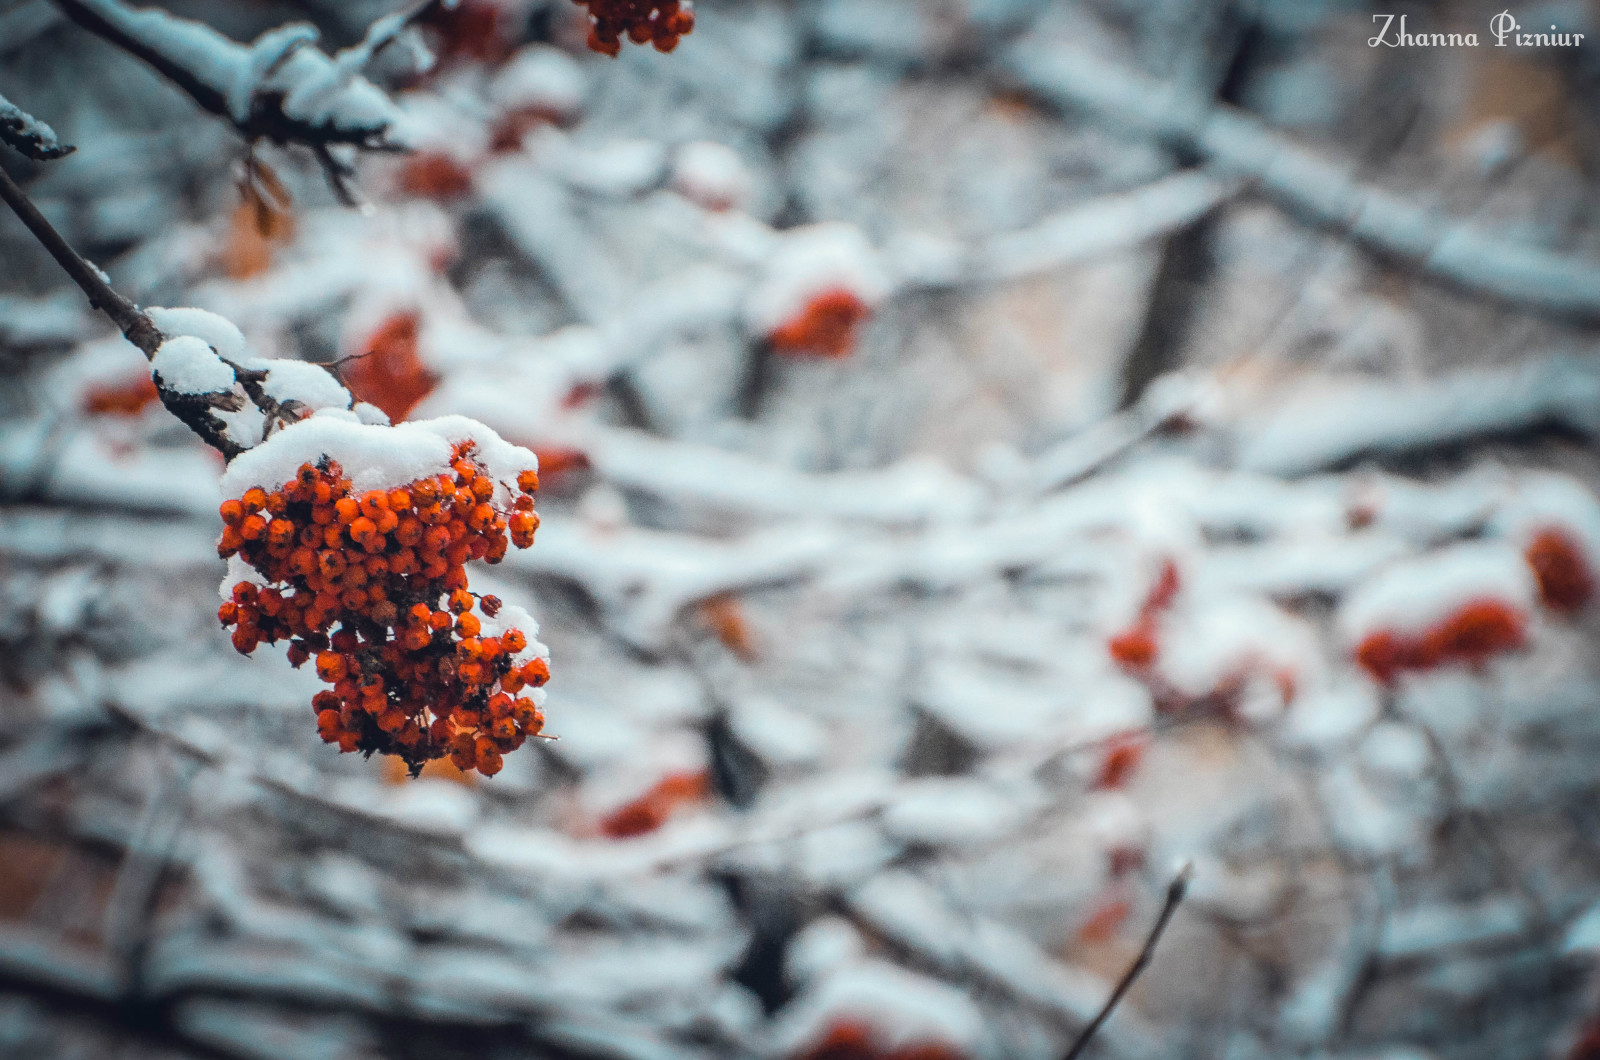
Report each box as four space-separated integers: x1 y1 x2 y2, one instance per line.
0 161 248 459
1061 862 1193 1060
0 162 161 355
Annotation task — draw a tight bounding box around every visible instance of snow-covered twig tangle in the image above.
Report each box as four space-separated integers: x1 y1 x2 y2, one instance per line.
49 0 410 156
1010 45 1600 320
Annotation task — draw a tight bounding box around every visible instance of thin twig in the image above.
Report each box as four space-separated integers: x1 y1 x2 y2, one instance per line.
1061 862 1194 1060
0 160 249 457
0 164 159 354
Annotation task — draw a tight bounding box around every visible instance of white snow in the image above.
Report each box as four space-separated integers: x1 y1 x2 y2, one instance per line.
220 413 537 497
148 306 251 361
151 335 237 394
352 402 390 426
1157 593 1321 708
880 777 1032 847
671 141 752 211
258 360 352 411
744 222 892 336
73 0 407 145
784 916 868 986
770 961 986 1058
1490 470 1600 559
489 45 587 122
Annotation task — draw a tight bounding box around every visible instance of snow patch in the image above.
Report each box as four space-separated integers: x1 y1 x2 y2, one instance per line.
152 335 236 394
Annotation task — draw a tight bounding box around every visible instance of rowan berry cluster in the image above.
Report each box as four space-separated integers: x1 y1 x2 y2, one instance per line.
1353 600 1526 685
216 444 548 777
768 289 872 359
573 0 695 56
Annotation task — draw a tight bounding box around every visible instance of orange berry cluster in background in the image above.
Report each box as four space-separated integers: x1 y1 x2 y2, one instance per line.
573 0 694 56
1353 599 1527 685
1108 559 1181 672
599 770 709 839
216 446 547 777
797 1020 964 1060
769 289 872 359
83 375 160 417
1525 527 1595 614
345 312 438 423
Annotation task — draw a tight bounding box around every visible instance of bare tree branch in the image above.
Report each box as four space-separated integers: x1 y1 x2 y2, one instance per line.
0 162 247 458
1061 862 1193 1060
0 163 157 353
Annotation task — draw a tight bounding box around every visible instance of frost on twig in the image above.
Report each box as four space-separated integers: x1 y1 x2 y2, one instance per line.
1010 44 1600 321
50 0 415 198
0 92 75 161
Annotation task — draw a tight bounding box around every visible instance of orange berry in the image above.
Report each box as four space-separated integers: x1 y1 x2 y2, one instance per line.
219 499 244 525
316 651 348 682
457 613 481 637
242 487 268 512
517 469 539 493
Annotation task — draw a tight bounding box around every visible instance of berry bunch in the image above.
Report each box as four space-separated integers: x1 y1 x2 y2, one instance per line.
216 444 548 777
1353 600 1526 685
768 289 872 359
1525 527 1595 614
573 0 695 56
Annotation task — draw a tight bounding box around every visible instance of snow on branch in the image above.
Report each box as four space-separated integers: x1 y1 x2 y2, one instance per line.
50 0 413 195
0 92 74 161
1010 45 1600 321
1230 355 1600 474
973 172 1236 284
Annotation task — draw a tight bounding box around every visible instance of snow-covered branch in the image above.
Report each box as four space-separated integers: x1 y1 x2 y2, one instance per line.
0 92 74 161
1010 44 1600 321
50 0 412 194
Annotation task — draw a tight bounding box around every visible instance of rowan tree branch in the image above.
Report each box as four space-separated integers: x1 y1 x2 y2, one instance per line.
0 157 247 458
48 0 419 202
1061 862 1193 1060
0 163 159 354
